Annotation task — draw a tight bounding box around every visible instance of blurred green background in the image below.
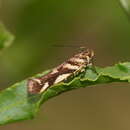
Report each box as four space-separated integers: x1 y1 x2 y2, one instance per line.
1 0 130 129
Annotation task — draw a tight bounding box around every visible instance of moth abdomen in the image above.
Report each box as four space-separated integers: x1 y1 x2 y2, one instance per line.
27 78 42 94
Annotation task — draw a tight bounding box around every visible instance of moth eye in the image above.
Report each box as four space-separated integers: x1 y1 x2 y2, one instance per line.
89 50 94 57
86 56 90 62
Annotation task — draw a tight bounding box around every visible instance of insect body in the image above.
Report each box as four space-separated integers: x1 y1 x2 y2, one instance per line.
27 49 94 94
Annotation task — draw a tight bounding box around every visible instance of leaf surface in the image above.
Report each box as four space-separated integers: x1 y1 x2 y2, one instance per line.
0 62 130 125
0 23 14 51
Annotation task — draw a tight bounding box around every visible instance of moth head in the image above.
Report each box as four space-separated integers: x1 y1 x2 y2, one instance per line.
75 49 94 63
85 49 94 58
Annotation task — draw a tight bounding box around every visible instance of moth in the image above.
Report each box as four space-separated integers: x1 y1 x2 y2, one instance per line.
27 49 94 94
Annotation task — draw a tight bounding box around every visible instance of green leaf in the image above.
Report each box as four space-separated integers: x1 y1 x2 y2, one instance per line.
120 0 130 16
0 23 14 51
0 62 130 125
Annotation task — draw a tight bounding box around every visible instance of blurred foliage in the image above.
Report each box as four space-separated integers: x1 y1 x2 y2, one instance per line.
120 0 130 16
0 23 14 51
